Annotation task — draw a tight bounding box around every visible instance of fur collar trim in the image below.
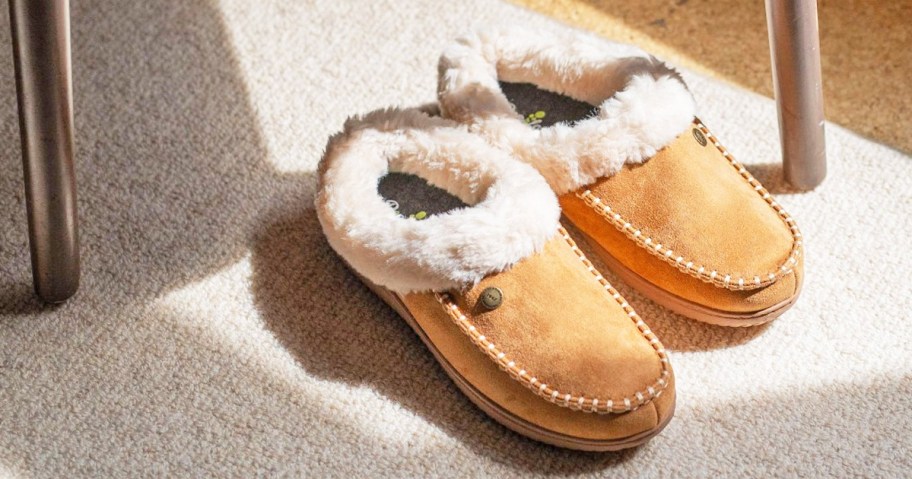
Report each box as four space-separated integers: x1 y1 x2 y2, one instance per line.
438 26 697 195
316 107 561 293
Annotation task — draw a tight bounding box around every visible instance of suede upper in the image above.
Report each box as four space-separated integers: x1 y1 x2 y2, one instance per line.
436 27 802 320
449 231 669 410
560 122 803 313
401 231 673 435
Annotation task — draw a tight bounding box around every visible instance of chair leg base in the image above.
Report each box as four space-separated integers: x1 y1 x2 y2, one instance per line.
766 0 827 190
9 0 80 303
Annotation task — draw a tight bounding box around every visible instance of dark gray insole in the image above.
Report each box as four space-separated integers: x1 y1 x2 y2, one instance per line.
378 172 467 220
378 83 597 219
500 81 599 128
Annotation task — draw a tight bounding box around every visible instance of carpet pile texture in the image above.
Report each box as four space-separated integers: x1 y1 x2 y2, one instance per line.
1 1 909 476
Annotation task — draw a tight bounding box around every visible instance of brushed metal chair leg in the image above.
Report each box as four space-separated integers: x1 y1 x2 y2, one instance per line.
766 0 827 190
9 0 80 303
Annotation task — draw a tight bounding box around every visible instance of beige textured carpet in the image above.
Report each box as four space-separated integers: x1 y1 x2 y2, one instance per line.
1 1 910 477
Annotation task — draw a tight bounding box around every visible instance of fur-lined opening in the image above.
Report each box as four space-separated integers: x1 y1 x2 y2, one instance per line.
316 107 561 293
438 26 697 194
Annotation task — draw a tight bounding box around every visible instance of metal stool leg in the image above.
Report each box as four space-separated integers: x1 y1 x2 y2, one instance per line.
766 0 827 190
9 0 80 303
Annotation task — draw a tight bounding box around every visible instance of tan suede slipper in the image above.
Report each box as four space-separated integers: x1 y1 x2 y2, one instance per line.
438 27 803 327
315 107 674 450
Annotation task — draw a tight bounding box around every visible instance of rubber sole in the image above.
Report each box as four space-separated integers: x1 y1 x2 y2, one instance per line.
584 236 802 327
358 273 675 451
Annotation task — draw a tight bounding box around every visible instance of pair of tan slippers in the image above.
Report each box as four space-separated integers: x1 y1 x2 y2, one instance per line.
315 27 803 451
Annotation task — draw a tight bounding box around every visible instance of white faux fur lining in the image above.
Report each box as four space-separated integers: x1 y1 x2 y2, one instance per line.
316 107 561 294
438 26 697 195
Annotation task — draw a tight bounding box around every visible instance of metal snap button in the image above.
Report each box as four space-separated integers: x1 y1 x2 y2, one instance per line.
692 128 707 147
479 287 503 310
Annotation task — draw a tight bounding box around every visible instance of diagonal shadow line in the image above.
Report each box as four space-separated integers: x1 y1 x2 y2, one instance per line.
0 0 306 310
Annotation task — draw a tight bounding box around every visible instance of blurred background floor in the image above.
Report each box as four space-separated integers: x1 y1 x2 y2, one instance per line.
512 0 912 152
